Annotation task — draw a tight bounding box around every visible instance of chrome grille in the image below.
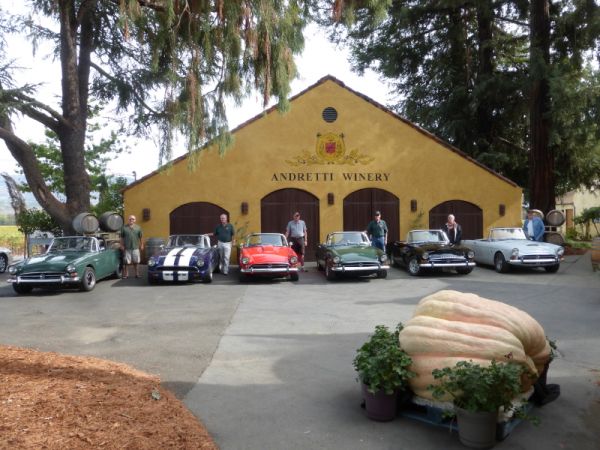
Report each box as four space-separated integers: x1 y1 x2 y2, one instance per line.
252 264 289 270
19 272 64 281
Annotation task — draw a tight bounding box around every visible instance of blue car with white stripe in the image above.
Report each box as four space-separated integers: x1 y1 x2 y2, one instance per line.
147 234 219 284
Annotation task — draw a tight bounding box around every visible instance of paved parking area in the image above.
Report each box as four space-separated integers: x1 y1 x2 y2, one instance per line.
1 254 599 449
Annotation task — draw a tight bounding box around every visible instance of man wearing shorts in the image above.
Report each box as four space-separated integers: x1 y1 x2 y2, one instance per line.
285 211 308 271
120 215 144 278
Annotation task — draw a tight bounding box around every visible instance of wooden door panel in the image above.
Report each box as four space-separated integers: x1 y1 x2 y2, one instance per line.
343 189 399 243
261 189 320 261
169 202 229 246
429 200 483 239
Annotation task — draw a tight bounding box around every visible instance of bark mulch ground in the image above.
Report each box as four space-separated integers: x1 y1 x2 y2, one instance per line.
0 345 218 449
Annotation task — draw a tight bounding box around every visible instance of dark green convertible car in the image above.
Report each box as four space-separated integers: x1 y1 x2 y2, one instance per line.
316 231 390 280
7 236 122 294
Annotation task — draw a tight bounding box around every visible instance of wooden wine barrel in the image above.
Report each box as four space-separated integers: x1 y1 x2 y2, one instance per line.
545 209 565 227
99 211 124 232
143 237 165 263
530 209 544 220
543 231 565 246
72 213 99 234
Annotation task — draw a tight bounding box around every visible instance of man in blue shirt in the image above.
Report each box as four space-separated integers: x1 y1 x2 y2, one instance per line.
523 210 545 241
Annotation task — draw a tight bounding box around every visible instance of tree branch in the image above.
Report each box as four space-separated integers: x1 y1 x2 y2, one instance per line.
90 62 163 116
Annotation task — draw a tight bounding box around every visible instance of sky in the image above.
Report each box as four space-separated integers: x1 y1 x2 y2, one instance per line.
0 17 393 185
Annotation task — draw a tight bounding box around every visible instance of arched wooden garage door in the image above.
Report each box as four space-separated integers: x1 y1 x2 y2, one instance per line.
343 189 399 242
170 202 229 245
429 200 483 239
261 189 320 261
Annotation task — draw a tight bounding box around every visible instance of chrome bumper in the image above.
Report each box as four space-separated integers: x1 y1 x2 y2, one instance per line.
509 258 559 266
8 275 80 284
332 264 390 272
419 261 476 268
241 267 298 274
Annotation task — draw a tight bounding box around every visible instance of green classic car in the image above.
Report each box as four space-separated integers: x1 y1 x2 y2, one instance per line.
7 236 122 294
316 231 390 280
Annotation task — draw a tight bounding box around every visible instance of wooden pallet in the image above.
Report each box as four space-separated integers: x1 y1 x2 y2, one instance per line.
398 400 533 441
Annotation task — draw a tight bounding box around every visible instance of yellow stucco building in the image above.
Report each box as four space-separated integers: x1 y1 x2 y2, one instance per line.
123 76 522 260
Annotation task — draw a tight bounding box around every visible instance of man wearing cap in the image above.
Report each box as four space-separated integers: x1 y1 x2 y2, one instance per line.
365 211 388 251
523 210 545 242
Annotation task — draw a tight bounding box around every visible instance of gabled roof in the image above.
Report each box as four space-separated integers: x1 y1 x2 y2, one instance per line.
124 75 519 191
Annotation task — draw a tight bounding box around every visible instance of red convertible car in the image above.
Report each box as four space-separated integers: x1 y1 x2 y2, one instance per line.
238 233 300 282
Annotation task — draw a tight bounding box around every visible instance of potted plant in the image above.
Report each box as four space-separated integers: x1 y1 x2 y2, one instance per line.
428 360 526 448
353 323 415 421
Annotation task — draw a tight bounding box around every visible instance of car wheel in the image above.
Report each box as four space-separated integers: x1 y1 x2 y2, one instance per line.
13 284 33 294
203 269 214 283
544 264 560 273
290 271 299 281
376 270 388 279
80 267 96 291
0 254 7 273
239 273 248 283
456 267 473 275
325 262 336 281
148 276 158 285
494 252 510 273
407 257 421 276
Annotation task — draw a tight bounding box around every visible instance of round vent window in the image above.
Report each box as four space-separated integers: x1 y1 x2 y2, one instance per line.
322 107 338 123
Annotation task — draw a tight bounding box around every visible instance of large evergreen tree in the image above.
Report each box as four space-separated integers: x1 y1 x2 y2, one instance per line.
327 0 600 210
0 1 308 232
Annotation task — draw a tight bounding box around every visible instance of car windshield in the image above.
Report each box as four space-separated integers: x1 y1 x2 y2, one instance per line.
168 235 207 247
49 237 95 252
246 234 286 247
327 232 369 246
490 228 527 240
407 230 448 244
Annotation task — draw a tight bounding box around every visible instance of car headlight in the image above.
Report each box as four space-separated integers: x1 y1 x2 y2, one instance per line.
510 248 519 259
148 257 156 267
379 254 387 262
467 251 475 259
66 264 77 273
422 252 429 260
556 247 564 256
333 256 341 264
290 256 298 264
8 265 17 274
196 259 205 267
241 256 250 265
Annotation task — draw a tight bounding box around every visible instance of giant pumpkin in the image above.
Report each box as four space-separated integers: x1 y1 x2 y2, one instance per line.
399 290 551 400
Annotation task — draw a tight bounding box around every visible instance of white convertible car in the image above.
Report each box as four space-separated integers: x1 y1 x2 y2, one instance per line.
462 228 564 273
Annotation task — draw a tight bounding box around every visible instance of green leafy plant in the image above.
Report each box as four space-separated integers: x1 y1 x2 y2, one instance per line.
428 360 524 413
353 323 415 395
547 337 559 362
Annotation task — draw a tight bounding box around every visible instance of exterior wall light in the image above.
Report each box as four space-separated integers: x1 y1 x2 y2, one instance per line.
142 208 151 221
499 204 506 216
327 193 335 205
241 202 249 215
410 199 418 212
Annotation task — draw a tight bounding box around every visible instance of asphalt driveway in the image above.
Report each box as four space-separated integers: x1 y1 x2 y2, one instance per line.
1 254 599 450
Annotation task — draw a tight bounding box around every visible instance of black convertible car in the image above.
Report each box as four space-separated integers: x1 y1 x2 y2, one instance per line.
389 230 476 276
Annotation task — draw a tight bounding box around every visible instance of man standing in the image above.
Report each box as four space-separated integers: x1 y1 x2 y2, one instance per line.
442 214 462 245
523 210 545 241
365 211 388 251
285 211 308 271
214 214 235 275
120 215 144 278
